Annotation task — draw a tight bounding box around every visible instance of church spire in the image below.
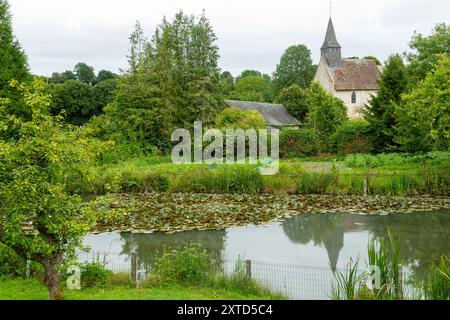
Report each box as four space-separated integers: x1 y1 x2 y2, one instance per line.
321 17 342 67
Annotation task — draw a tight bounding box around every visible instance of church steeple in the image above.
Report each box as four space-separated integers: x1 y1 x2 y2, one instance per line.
321 18 342 67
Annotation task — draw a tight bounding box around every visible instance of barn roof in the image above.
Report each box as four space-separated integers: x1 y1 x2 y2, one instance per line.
331 59 381 91
225 100 301 127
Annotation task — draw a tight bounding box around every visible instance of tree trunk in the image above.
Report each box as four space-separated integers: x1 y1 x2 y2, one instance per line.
42 254 65 300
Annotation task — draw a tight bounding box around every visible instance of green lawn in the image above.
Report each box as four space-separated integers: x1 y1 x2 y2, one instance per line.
0 278 277 300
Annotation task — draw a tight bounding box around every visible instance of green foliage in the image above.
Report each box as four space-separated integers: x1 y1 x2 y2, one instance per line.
74 62 96 84
230 76 272 102
364 54 407 153
170 165 264 194
0 244 42 277
406 23 450 85
154 244 212 285
0 79 109 299
275 84 308 122
279 129 318 158
297 172 336 194
273 44 316 94
363 56 381 65
95 70 118 84
331 120 372 155
343 152 450 169
80 262 112 288
331 258 364 300
220 71 235 96
395 54 450 152
0 0 31 118
421 256 450 300
306 82 347 151
49 71 77 84
215 107 267 130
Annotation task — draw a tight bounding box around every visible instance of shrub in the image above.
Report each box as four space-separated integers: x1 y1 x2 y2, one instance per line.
154 244 213 285
0 244 42 278
331 120 372 155
80 262 112 288
279 129 318 158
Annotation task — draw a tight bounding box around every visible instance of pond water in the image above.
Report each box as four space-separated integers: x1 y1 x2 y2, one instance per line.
83 209 450 299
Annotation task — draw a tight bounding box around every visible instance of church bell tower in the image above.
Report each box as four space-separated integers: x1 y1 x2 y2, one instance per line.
321 17 342 68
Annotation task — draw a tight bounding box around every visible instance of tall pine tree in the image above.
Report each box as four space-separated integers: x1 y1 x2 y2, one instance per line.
363 55 407 153
0 0 30 116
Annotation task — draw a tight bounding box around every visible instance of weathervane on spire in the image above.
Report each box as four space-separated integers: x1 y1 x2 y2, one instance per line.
329 1 332 17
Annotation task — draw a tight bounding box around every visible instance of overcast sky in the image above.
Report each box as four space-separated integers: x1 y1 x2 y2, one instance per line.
8 0 450 77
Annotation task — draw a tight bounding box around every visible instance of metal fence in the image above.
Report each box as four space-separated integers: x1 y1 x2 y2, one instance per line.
75 251 421 300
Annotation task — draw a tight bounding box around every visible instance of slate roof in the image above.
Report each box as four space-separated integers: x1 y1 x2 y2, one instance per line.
225 100 301 127
321 18 341 49
330 59 381 91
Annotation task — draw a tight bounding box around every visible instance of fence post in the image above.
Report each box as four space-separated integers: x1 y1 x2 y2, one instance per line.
363 178 369 196
131 253 137 288
26 260 31 278
245 260 252 280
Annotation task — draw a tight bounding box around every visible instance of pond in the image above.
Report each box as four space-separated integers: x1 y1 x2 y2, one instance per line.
83 209 450 299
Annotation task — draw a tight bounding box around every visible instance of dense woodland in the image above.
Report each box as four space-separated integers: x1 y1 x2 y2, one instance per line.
0 0 449 300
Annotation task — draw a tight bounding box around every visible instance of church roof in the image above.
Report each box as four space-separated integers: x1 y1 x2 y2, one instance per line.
321 18 341 49
225 100 301 127
330 59 381 91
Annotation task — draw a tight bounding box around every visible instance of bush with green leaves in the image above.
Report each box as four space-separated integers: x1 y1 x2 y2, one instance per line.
279 129 318 158
0 244 42 278
80 262 113 289
154 245 213 285
331 120 372 155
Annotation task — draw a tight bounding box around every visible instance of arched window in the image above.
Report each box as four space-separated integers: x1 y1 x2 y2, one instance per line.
351 92 356 104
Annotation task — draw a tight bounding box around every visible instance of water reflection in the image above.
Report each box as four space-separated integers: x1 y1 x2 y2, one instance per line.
85 210 450 275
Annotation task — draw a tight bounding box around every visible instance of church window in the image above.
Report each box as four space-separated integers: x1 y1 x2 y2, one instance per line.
351 92 356 104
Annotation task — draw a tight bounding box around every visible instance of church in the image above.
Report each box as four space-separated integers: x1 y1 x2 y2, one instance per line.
314 18 382 119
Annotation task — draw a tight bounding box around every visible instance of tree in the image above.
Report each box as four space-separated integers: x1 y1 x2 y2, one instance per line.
49 71 77 84
235 70 263 83
395 54 450 152
74 62 96 84
230 76 272 102
306 82 347 151
0 0 31 117
363 55 407 153
364 56 381 66
273 44 316 94
220 71 234 97
406 23 450 85
95 70 117 84
50 80 94 124
215 107 267 130
330 120 372 154
0 79 107 300
275 84 308 122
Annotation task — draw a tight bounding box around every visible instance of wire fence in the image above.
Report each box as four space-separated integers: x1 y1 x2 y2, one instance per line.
76 251 421 300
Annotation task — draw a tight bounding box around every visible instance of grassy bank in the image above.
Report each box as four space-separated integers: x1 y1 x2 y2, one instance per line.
0 278 279 300
76 152 450 196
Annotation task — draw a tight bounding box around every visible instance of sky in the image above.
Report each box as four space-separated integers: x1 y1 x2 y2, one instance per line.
8 0 450 77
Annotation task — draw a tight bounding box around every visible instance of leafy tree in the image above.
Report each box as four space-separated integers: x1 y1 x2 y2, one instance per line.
306 82 347 151
364 55 381 66
275 84 308 122
95 70 117 84
220 71 234 97
273 44 316 94
0 79 107 300
49 71 77 84
92 79 117 112
215 107 267 130
364 55 407 153
230 76 272 102
0 0 31 117
235 70 262 83
50 80 94 124
406 23 450 85
74 62 96 84
395 54 450 152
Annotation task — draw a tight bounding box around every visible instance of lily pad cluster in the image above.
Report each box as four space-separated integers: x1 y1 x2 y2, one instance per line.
84 193 450 235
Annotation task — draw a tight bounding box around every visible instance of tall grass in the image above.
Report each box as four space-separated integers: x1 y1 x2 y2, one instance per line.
421 256 450 300
331 258 364 300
